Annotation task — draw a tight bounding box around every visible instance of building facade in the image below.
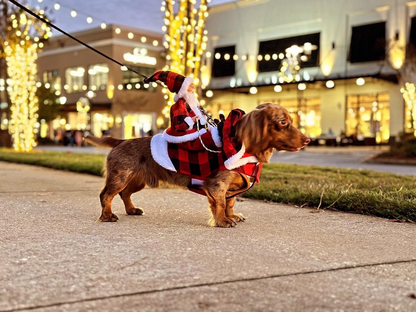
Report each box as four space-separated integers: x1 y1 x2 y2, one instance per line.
36 25 167 140
202 0 416 144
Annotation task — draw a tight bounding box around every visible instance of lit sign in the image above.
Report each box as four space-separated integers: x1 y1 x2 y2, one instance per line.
123 48 157 65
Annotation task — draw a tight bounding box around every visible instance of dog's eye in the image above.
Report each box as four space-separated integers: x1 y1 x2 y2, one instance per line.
279 120 286 125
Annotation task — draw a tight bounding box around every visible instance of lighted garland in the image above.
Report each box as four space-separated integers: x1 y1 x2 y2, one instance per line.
5 43 38 151
160 0 210 118
0 6 51 151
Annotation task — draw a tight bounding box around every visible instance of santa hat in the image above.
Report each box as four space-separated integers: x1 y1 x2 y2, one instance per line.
144 70 193 102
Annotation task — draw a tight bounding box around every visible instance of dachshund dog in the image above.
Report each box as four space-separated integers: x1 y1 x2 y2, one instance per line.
85 103 310 228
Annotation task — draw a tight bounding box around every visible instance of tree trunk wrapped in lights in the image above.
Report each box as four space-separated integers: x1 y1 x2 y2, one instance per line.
161 0 209 117
390 41 416 136
5 43 38 151
399 46 416 136
0 1 50 151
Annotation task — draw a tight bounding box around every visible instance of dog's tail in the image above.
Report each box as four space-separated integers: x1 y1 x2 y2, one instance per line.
84 135 124 148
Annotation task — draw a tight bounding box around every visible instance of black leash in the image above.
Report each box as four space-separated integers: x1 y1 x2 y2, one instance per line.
8 0 149 80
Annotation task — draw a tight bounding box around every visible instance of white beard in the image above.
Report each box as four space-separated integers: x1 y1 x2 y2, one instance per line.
182 92 207 125
182 91 199 108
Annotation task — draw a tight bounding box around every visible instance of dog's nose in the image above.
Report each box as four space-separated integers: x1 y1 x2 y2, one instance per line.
304 138 311 145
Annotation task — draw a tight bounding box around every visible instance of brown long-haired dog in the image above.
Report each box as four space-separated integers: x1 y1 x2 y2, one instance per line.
85 103 310 228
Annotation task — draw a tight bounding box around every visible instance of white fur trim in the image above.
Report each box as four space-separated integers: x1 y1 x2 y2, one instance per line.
184 116 194 130
150 134 176 172
210 127 222 148
224 143 258 170
174 77 194 102
191 178 204 186
163 128 207 143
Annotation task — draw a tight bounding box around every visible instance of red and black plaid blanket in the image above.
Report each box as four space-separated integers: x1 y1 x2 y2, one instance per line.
166 109 262 185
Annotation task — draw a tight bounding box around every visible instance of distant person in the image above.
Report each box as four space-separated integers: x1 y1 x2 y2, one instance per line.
69 130 75 147
75 131 83 147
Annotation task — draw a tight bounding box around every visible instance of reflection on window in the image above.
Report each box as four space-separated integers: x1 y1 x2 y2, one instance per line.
265 98 321 138
88 64 108 91
123 66 156 92
65 67 85 93
346 93 390 143
42 70 61 94
258 33 320 73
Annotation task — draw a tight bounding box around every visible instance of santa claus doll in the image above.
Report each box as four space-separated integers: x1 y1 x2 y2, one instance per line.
144 70 222 151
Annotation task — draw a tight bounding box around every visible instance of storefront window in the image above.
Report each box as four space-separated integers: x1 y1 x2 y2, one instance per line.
92 112 113 136
123 66 156 92
88 64 109 91
346 93 390 143
65 67 85 93
42 70 61 93
212 46 236 77
265 98 321 138
123 113 154 139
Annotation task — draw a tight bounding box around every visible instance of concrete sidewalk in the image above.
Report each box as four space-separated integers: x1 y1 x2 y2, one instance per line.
1 161 415 312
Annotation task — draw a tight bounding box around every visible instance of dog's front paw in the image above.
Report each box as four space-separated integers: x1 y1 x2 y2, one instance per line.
97 213 119 222
126 207 144 216
207 217 237 228
229 213 245 222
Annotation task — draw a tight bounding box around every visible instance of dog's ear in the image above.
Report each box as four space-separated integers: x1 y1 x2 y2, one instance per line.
236 106 270 155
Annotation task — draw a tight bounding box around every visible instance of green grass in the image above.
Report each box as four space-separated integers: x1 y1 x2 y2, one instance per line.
0 148 105 176
1 148 415 222
245 164 416 222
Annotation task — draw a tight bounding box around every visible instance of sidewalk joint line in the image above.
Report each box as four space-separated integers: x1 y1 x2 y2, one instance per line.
3 258 416 312
0 190 97 194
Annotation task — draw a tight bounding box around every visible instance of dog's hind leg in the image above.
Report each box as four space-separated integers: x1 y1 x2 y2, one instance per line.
119 177 145 216
98 170 133 222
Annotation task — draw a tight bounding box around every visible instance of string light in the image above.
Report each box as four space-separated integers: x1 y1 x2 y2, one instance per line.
39 0 109 30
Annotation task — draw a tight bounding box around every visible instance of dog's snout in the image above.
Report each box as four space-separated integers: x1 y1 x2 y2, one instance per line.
303 137 311 145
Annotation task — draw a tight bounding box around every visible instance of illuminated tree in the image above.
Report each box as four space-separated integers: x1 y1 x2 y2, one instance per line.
160 0 210 117
388 40 416 136
0 0 50 151
398 46 416 136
